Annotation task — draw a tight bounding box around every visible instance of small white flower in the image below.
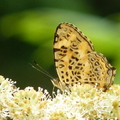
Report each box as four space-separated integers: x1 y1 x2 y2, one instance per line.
0 75 18 119
7 87 51 120
0 75 120 120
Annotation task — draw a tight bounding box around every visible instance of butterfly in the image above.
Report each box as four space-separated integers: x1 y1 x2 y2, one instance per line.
51 23 116 92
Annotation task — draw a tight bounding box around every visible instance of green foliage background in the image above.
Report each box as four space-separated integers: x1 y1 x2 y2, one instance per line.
0 0 120 93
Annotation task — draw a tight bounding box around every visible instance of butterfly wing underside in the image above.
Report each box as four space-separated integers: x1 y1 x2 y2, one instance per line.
53 23 116 91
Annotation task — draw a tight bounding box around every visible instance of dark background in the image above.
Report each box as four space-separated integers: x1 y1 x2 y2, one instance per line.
0 0 120 93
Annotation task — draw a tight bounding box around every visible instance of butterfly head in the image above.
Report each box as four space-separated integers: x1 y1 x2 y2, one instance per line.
51 78 70 91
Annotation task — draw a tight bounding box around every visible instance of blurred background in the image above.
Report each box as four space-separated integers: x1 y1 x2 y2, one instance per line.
0 0 120 93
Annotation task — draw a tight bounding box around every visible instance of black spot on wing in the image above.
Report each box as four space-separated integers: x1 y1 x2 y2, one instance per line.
71 56 79 61
61 46 68 49
54 48 61 52
68 66 72 70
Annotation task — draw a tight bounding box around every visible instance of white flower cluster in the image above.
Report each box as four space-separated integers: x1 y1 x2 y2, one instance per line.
0 75 120 120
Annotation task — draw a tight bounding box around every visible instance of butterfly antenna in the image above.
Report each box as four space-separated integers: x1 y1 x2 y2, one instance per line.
29 61 54 80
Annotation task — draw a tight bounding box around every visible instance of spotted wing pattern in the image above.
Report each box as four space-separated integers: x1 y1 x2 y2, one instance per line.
52 23 116 91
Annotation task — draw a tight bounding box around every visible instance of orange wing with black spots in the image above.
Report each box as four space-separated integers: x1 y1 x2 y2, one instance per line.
52 23 116 91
